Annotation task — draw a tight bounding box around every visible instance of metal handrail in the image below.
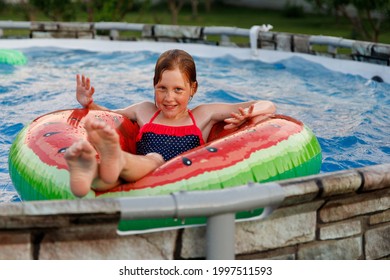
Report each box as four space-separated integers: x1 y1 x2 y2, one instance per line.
1 20 389 51
117 182 285 259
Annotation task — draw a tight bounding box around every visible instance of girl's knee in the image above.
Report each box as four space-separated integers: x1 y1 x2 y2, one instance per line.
146 153 165 166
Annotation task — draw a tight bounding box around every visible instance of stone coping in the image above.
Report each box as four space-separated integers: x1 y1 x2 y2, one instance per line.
1 163 388 231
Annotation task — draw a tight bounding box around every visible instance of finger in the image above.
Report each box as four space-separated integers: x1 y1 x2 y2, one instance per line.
238 107 246 116
224 117 236 124
224 124 234 130
224 122 243 130
225 117 241 124
86 77 90 89
230 112 244 120
76 74 81 85
249 104 254 113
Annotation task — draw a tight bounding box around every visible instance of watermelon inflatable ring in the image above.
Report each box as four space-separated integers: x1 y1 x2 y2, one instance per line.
8 109 322 232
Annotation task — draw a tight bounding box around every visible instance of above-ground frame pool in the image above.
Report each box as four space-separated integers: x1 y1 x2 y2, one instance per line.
0 36 389 204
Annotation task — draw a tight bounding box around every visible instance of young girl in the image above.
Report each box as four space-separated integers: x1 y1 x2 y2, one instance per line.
65 49 276 197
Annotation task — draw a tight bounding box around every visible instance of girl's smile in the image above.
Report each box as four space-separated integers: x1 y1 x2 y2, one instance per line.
154 68 195 122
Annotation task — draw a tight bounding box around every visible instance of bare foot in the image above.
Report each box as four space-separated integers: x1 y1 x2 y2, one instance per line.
84 118 125 184
64 140 97 197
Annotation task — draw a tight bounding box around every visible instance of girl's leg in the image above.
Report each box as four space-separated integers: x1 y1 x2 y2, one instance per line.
64 139 98 197
65 118 165 197
118 152 164 182
85 118 165 184
64 139 123 197
84 118 126 184
90 152 164 192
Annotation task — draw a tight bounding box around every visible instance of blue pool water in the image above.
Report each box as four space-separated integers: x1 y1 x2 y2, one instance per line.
1 47 389 203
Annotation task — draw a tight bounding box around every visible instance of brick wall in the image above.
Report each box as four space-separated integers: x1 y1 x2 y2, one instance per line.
0 164 389 260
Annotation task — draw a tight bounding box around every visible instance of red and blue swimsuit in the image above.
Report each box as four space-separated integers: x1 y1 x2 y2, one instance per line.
136 110 205 161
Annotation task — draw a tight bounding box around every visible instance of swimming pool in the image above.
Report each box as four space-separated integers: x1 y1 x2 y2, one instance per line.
1 39 389 203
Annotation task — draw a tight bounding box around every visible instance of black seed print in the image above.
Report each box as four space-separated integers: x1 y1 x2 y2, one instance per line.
206 147 218 153
182 157 192 166
43 132 60 137
58 147 68 154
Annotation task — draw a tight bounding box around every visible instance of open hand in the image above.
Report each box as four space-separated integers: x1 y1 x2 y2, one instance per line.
76 74 95 108
223 105 254 130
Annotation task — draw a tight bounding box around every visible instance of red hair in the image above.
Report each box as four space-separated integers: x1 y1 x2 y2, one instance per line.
153 49 197 88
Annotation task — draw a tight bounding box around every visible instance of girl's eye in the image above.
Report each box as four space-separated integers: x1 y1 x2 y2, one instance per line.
156 87 166 92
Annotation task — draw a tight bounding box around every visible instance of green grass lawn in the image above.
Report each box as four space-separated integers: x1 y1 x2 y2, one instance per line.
1 3 390 44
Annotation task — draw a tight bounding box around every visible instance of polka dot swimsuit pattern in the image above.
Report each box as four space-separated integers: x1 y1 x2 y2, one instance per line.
136 110 205 161
137 133 201 161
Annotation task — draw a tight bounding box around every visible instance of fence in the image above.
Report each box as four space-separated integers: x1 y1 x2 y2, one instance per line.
1 21 390 68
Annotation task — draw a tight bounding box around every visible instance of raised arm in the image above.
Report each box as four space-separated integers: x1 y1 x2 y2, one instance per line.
193 100 276 140
76 74 107 111
75 74 156 124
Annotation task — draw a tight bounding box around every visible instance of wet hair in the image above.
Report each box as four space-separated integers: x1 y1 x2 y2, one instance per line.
153 49 197 88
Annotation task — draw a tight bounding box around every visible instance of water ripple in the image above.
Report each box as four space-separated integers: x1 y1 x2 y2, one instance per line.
1 48 389 203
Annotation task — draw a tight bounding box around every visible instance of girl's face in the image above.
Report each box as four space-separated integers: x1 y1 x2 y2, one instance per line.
154 68 196 120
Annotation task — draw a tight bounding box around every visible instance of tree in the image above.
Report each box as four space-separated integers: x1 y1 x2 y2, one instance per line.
81 0 135 22
191 0 199 20
205 0 213 12
305 0 390 42
29 0 77 21
167 0 213 24
168 0 185 25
